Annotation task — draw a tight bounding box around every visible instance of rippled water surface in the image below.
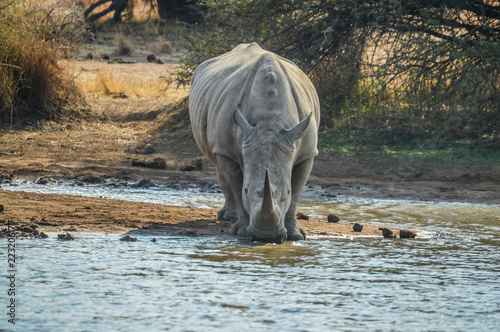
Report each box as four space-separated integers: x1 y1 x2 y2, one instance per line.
2 184 500 331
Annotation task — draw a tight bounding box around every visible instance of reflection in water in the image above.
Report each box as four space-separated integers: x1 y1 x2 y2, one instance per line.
190 242 319 267
2 183 500 330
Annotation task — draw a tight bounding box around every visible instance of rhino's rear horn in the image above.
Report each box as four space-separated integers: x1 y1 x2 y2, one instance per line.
234 104 254 138
286 112 311 142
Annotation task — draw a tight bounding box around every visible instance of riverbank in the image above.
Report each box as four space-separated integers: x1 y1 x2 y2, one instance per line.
0 190 409 239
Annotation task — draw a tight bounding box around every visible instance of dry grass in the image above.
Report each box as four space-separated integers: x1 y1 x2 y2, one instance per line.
74 61 190 99
149 40 174 55
77 67 161 97
114 34 134 56
0 1 85 125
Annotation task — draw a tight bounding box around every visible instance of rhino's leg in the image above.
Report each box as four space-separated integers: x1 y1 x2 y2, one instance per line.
216 174 238 221
215 155 250 236
286 157 314 241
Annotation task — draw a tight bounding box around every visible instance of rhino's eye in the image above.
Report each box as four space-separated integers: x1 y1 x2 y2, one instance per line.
244 188 248 194
288 189 291 195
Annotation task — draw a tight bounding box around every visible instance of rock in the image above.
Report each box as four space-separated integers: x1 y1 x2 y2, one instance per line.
58 232 75 241
181 165 196 172
146 158 166 169
155 58 165 64
132 157 166 169
19 225 36 234
136 179 154 188
0 205 3 212
327 214 340 223
143 144 156 155
86 52 94 59
380 228 396 238
296 212 309 220
151 238 157 243
400 230 416 239
147 54 156 62
131 159 147 167
35 176 57 185
0 222 47 239
39 232 49 239
120 235 137 242
0 175 13 183
181 159 203 171
353 223 364 232
101 54 110 60
79 174 104 185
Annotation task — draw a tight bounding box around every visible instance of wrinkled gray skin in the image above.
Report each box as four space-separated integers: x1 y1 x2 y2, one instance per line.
189 43 320 243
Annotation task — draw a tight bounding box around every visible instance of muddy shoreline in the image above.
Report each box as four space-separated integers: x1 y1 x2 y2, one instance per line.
0 189 416 240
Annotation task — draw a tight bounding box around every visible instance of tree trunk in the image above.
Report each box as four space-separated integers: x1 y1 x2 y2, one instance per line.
156 0 202 24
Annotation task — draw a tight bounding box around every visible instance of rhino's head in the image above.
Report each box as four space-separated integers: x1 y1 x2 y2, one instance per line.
234 105 310 243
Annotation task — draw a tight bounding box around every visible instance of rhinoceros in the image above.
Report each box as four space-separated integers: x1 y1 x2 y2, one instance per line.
189 43 320 243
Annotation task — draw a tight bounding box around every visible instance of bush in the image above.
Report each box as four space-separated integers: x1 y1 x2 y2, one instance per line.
178 0 499 145
0 1 86 125
148 40 174 55
114 33 133 56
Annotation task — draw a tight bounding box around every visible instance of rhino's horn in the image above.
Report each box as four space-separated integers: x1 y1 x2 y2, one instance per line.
286 112 311 142
234 104 254 138
262 169 274 215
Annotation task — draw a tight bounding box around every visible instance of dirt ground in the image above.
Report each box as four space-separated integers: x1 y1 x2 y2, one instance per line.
0 34 499 241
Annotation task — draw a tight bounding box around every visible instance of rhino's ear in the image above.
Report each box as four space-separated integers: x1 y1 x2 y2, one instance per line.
234 104 254 138
286 112 311 142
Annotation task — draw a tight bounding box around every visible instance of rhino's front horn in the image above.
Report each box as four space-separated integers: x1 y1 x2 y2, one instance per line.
286 112 311 142
262 169 274 216
234 104 254 138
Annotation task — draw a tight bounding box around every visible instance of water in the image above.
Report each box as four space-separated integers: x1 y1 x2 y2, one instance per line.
1 183 500 331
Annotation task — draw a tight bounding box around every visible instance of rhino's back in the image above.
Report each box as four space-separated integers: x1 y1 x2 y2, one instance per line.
189 43 319 164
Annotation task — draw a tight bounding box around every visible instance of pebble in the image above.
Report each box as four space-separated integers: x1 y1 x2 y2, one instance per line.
35 176 57 185
353 223 364 232
380 228 396 238
79 174 104 185
58 232 75 241
135 179 154 188
181 165 196 172
120 235 137 242
132 158 166 170
327 214 340 223
296 212 309 220
400 230 416 239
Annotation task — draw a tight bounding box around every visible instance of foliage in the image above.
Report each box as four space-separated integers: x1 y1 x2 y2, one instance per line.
178 0 500 145
0 1 87 125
